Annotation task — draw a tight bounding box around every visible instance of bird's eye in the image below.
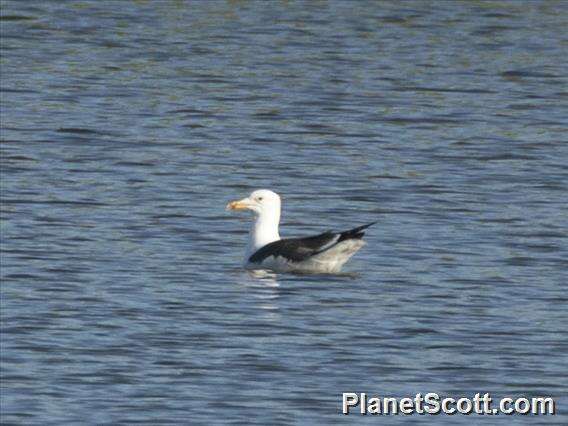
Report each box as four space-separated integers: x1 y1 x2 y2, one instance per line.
257 197 263 201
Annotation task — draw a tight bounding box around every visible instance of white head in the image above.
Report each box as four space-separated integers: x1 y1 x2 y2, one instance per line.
227 189 282 256
226 189 281 217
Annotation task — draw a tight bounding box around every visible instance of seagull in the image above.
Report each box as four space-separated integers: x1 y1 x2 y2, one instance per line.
227 189 375 273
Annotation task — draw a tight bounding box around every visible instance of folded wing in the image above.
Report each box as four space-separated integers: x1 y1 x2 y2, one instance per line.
248 222 376 264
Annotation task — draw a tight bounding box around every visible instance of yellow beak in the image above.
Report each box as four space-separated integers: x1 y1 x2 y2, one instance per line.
226 198 251 211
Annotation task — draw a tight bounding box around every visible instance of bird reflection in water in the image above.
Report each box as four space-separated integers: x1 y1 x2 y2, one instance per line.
246 269 280 285
237 269 282 320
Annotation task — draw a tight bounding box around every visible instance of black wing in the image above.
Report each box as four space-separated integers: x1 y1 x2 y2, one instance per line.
248 222 376 264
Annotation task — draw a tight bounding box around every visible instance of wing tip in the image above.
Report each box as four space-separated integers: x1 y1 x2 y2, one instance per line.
338 221 377 242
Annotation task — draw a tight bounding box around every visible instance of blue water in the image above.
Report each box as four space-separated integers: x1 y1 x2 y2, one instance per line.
1 1 567 424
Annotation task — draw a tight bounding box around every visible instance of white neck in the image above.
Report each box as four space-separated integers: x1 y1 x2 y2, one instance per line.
245 208 280 261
